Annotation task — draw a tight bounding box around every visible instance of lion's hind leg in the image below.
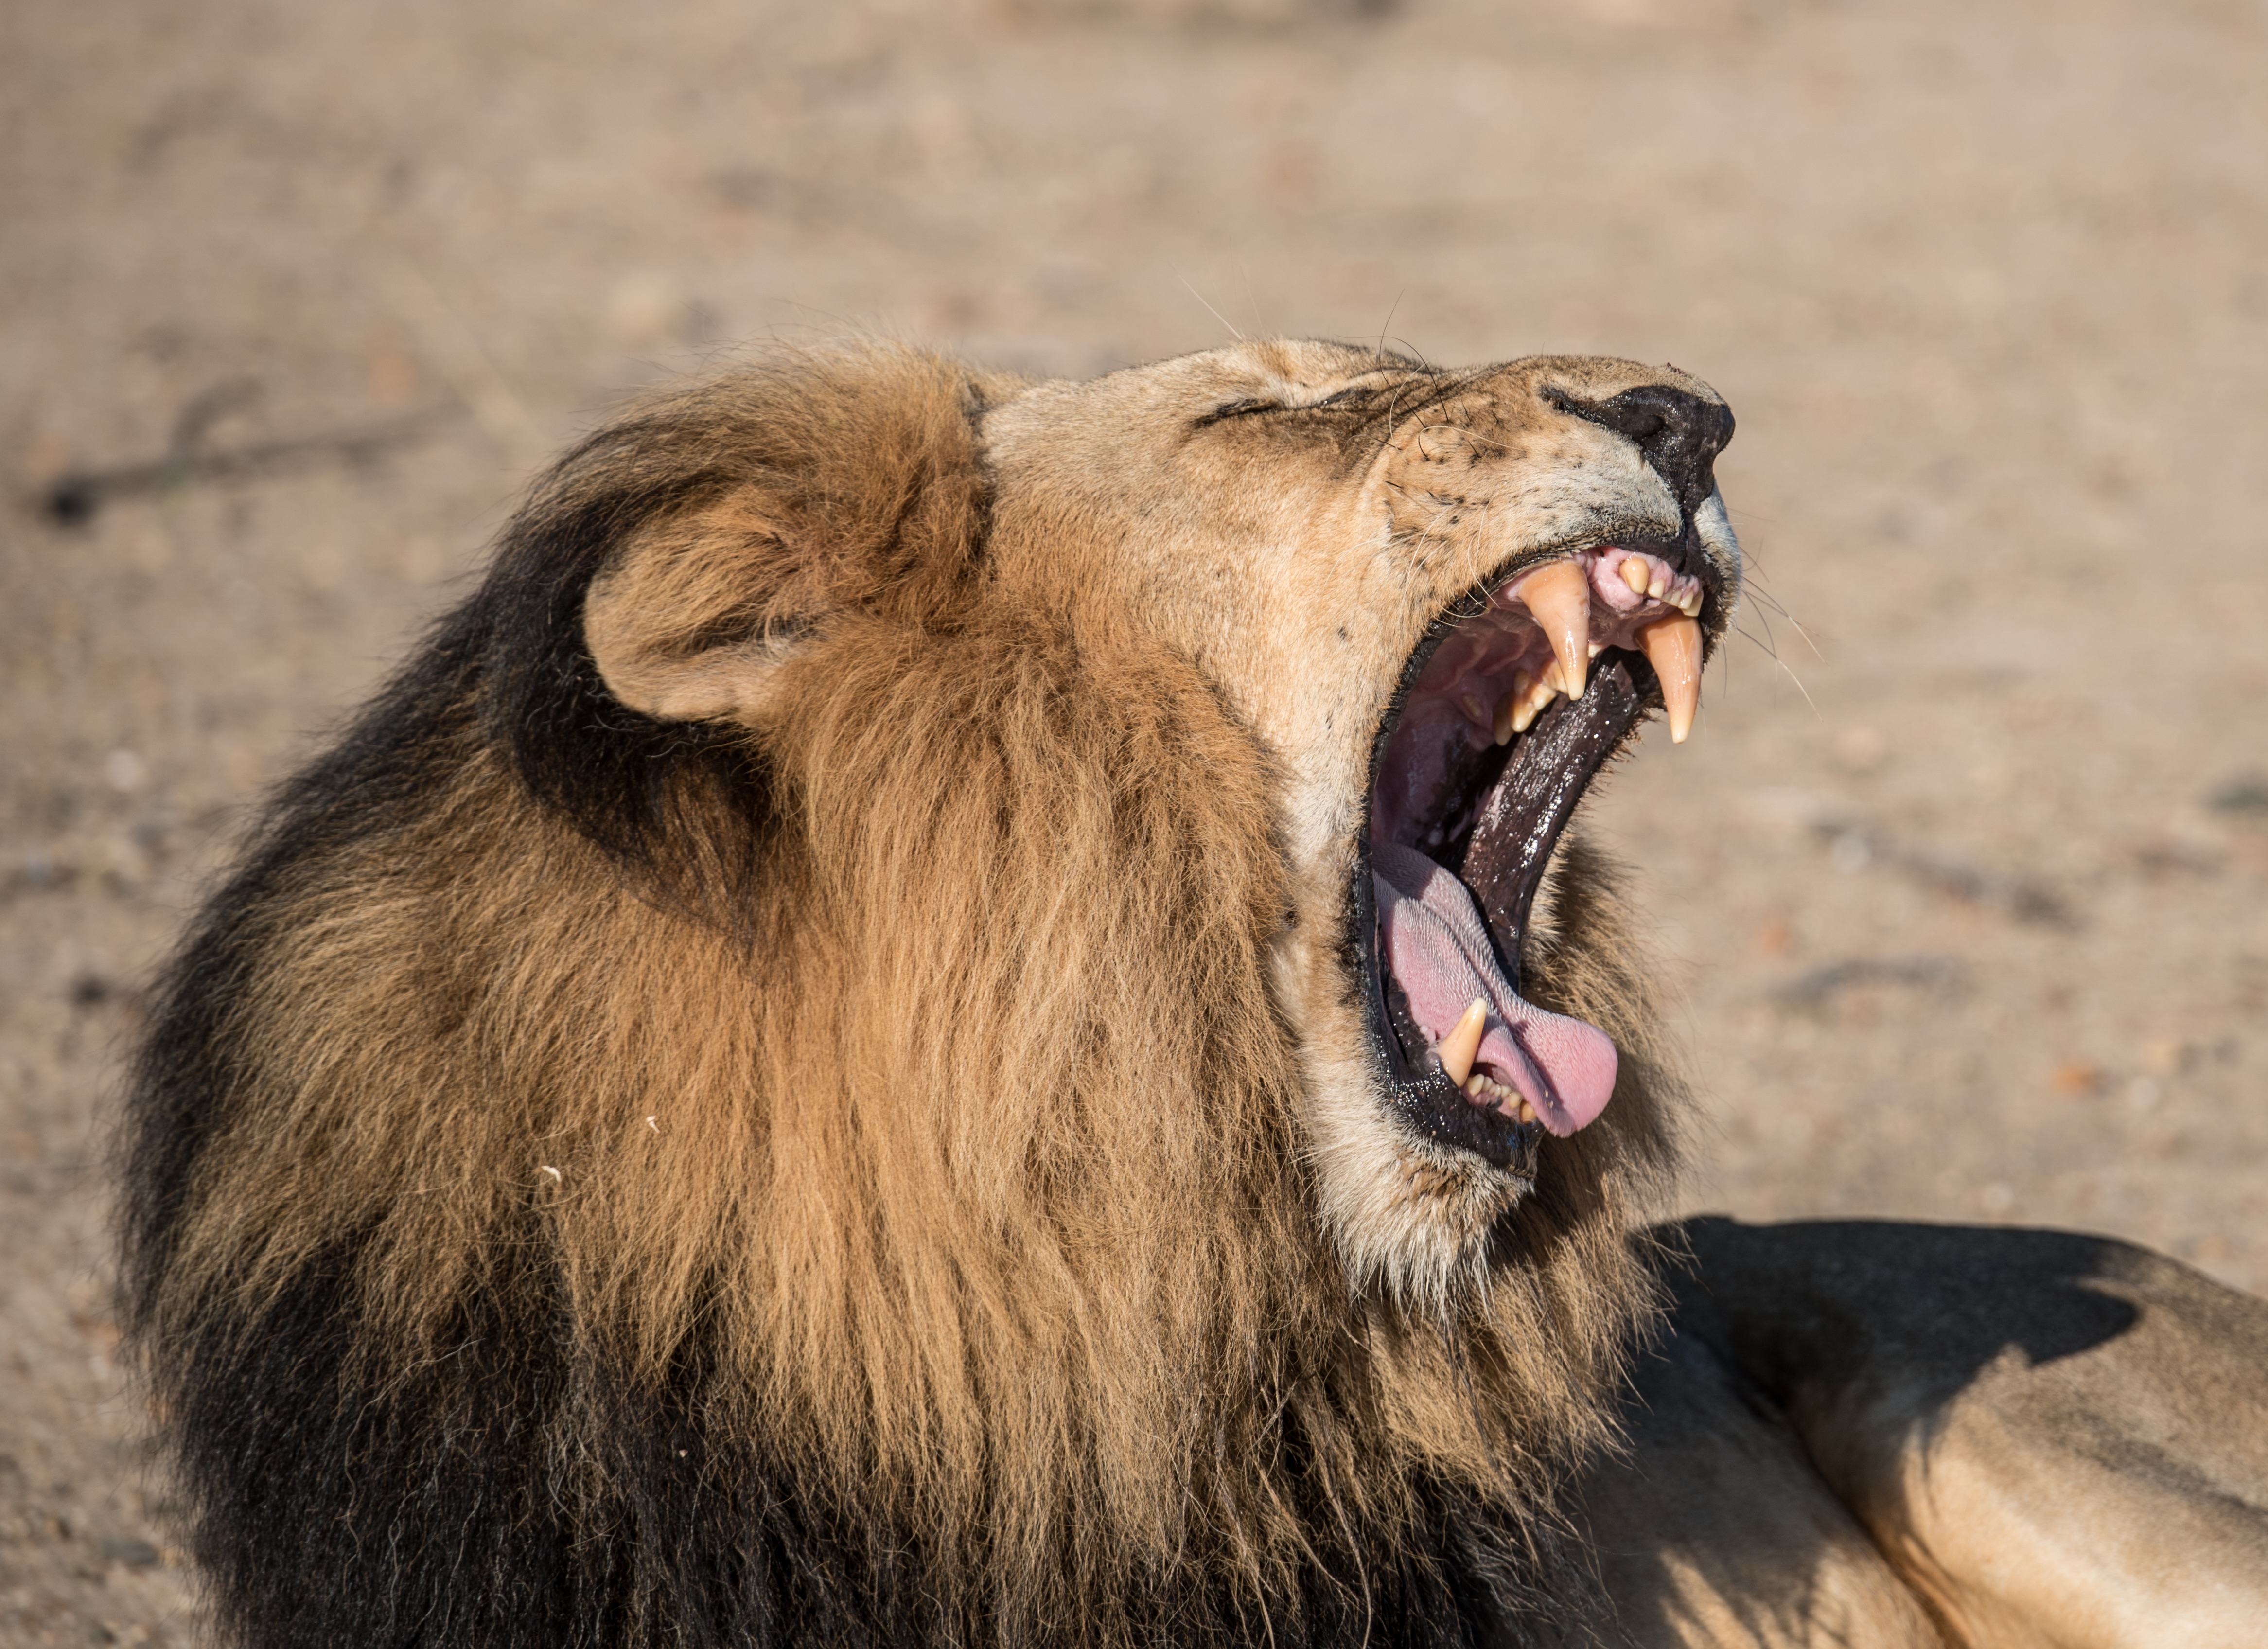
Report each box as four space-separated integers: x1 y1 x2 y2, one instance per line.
1652 1217 2268 1649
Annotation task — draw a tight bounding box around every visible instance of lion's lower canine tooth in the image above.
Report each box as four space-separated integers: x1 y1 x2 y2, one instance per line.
1619 556 1650 595
1639 613 1703 743
1522 560 1591 700
1436 997 1488 1088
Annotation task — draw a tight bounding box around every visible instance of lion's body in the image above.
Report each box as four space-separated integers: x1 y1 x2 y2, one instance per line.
1583 1218 2268 1649
120 342 2268 1649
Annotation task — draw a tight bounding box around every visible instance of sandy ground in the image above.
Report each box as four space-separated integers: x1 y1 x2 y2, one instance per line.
4 0 2265 1640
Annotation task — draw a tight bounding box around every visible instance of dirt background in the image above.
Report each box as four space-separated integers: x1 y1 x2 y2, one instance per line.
4 0 2265 1640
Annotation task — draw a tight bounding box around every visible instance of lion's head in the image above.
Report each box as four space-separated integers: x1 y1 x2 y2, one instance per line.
125 339 1736 1646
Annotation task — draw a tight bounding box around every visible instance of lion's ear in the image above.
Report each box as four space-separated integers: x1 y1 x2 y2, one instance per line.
583 488 815 726
572 347 993 728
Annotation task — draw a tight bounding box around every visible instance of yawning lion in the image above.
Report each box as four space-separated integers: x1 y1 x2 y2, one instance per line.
119 340 2268 1648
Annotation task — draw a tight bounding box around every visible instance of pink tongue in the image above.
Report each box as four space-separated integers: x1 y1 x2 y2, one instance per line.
1372 841 1618 1137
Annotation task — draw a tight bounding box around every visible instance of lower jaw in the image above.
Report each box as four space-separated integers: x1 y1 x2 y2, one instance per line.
1360 654 1649 1173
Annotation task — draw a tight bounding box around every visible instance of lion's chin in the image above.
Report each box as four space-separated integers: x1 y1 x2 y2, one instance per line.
1358 545 1706 1166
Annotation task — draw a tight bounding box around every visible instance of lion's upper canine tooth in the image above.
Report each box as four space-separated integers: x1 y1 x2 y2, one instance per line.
1618 556 1650 596
1521 559 1591 700
1436 997 1488 1088
1639 612 1704 744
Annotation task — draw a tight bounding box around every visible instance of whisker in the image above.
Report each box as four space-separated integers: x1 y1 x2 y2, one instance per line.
1732 567 1825 661
1382 335 1434 370
1238 257 1268 340
1734 625 1820 714
1780 610 1824 660
1776 660 1820 714
1732 623 1777 662
1178 273 1245 342
1739 578 1794 618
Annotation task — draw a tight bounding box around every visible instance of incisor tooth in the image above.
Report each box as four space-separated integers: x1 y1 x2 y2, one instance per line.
1521 559 1592 700
1517 1099 1537 1125
1648 572 1668 600
1509 666 1558 735
1436 997 1488 1088
1639 612 1703 744
1619 556 1650 595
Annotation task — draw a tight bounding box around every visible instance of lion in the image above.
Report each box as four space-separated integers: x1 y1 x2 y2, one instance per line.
118 339 2268 1648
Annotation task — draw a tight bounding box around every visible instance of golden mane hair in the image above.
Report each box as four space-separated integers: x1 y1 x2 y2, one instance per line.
123 344 1684 1648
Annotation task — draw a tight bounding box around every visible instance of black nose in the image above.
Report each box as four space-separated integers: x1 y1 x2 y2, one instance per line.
1550 384 1734 516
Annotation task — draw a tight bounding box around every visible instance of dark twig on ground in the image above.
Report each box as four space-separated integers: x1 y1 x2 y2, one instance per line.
2208 775 2268 817
1810 817 2074 927
1776 954 1963 1010
36 384 461 526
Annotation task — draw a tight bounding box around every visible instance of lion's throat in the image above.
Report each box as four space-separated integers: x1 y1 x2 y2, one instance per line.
1373 841 1617 1138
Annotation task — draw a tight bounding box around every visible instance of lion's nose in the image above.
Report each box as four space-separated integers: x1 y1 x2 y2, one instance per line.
1552 384 1734 517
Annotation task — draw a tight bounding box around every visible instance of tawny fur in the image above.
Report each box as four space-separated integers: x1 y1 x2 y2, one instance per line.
123 342 1727 1648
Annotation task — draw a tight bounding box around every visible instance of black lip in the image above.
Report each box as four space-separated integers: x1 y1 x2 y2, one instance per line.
1352 563 1658 1173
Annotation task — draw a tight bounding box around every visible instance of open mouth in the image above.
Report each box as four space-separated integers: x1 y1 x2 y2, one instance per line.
1359 545 1708 1173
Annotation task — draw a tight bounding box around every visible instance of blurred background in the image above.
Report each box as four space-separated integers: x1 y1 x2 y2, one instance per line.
4 0 2265 1638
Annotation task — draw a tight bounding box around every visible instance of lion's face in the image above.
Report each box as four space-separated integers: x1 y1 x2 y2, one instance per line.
976 340 1738 1295
585 340 1736 1304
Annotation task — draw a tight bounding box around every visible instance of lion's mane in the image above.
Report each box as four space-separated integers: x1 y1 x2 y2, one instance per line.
120 347 1677 1648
